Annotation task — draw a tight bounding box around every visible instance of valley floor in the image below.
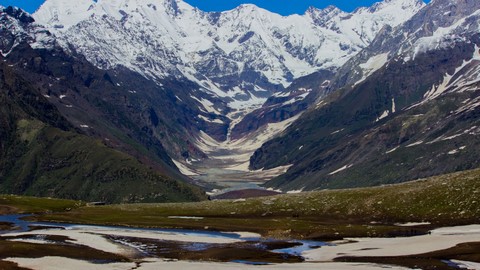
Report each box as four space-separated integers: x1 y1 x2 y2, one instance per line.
0 168 479 269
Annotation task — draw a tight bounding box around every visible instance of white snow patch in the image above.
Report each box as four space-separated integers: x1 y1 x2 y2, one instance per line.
448 149 459 155
423 72 454 101
79 125 89 128
331 129 344 135
198 115 223 124
267 187 283 193
59 95 67 99
304 224 480 262
450 260 480 270
190 96 222 115
355 53 389 86
375 110 390 122
385 146 399 154
328 164 353 175
287 188 305 194
282 92 309 106
8 239 51 245
172 159 199 176
227 92 267 111
406 141 423 147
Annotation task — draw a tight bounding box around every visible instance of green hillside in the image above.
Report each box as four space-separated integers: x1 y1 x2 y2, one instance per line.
0 61 205 203
35 168 480 239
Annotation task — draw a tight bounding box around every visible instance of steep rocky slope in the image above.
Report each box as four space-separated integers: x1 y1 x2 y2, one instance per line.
0 6 205 202
251 0 480 191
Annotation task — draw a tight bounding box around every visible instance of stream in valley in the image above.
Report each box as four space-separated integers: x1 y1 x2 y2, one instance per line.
0 214 326 265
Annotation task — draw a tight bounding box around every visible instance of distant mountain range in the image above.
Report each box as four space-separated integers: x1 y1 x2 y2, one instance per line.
0 0 479 200
32 0 423 156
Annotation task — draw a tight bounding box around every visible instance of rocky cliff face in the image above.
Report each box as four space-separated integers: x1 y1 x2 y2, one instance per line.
250 0 480 191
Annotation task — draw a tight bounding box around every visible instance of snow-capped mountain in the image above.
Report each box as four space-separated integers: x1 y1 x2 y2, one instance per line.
331 0 480 90
0 6 56 55
29 0 425 179
0 6 206 202
33 0 423 118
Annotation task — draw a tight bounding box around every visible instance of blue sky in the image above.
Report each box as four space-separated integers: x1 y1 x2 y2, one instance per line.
0 0 429 15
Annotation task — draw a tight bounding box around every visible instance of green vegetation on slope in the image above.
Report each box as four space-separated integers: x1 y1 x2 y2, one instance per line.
251 39 480 191
1 120 205 203
0 62 205 204
34 168 480 239
0 195 81 215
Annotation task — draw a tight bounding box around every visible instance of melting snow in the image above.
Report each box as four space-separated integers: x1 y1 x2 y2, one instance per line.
355 53 389 86
385 146 399 154
448 149 459 155
190 96 222 115
331 129 344 135
450 260 480 270
448 146 467 155
406 141 423 147
198 115 223 124
375 110 390 122
172 159 199 176
286 188 305 194
328 164 353 175
282 92 310 106
193 115 300 174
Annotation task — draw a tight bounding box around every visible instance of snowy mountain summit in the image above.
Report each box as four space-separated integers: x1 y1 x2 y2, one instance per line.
33 0 424 116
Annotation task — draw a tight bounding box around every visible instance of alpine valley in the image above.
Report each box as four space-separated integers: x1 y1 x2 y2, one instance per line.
0 0 479 199
2 0 480 269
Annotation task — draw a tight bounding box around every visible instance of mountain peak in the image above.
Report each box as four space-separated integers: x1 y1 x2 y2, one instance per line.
1 6 35 24
305 5 344 21
305 5 342 16
232 3 268 15
365 0 425 13
236 3 260 10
